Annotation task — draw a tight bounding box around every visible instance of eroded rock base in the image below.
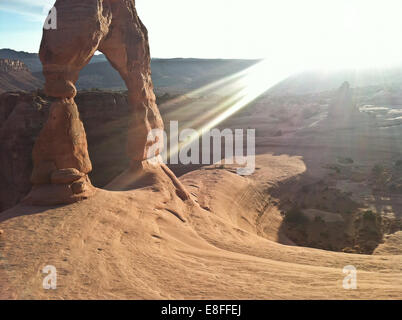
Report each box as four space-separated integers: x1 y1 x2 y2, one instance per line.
106 157 190 201
23 172 96 206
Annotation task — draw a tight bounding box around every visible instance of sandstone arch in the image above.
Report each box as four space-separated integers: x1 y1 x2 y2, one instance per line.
24 0 187 205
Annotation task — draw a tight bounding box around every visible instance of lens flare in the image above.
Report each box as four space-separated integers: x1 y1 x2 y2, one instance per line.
164 60 293 161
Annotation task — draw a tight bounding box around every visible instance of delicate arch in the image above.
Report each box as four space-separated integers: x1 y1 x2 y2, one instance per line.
24 0 182 205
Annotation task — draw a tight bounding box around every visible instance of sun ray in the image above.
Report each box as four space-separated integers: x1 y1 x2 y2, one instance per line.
164 60 294 162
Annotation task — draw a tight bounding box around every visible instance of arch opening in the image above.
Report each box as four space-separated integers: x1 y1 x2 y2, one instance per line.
24 0 167 205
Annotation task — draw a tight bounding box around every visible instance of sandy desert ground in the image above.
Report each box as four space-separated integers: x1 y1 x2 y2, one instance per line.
1 70 402 299
1 0 402 302
0 151 401 299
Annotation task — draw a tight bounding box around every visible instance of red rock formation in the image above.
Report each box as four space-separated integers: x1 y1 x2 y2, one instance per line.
0 91 123 212
25 0 187 205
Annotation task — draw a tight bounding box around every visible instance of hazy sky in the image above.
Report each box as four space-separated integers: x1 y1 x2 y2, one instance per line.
1 0 402 70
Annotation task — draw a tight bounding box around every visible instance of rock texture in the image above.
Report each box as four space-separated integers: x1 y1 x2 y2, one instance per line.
0 91 120 211
25 98 95 204
24 0 176 205
1 154 401 299
39 0 163 159
0 89 191 211
0 92 48 211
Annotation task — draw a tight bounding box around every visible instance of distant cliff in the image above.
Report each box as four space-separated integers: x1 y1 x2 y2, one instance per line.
1 49 259 93
0 58 42 93
0 59 30 72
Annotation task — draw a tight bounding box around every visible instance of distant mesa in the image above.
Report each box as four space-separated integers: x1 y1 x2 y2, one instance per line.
0 59 29 73
0 48 259 93
0 58 42 94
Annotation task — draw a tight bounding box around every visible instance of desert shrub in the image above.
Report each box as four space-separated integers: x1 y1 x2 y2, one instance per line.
338 157 354 164
342 247 356 253
362 210 379 222
367 228 381 237
372 164 385 176
329 165 341 174
284 207 308 224
302 107 316 119
389 183 402 193
395 160 402 167
320 232 329 239
314 216 325 223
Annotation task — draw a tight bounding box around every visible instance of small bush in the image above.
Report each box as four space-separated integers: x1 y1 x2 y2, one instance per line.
362 210 378 221
284 207 308 224
338 157 354 164
314 216 325 224
302 107 317 119
320 232 329 239
329 165 341 174
372 164 385 176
